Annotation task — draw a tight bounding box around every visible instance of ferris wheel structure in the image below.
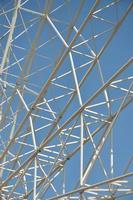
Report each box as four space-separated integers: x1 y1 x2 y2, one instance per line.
0 0 133 199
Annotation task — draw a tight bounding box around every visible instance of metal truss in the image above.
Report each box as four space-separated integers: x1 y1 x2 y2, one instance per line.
0 0 133 199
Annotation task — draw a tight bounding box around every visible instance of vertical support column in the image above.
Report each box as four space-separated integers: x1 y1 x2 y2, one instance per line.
29 116 37 200
0 0 21 179
69 52 84 186
110 131 114 177
80 113 84 186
